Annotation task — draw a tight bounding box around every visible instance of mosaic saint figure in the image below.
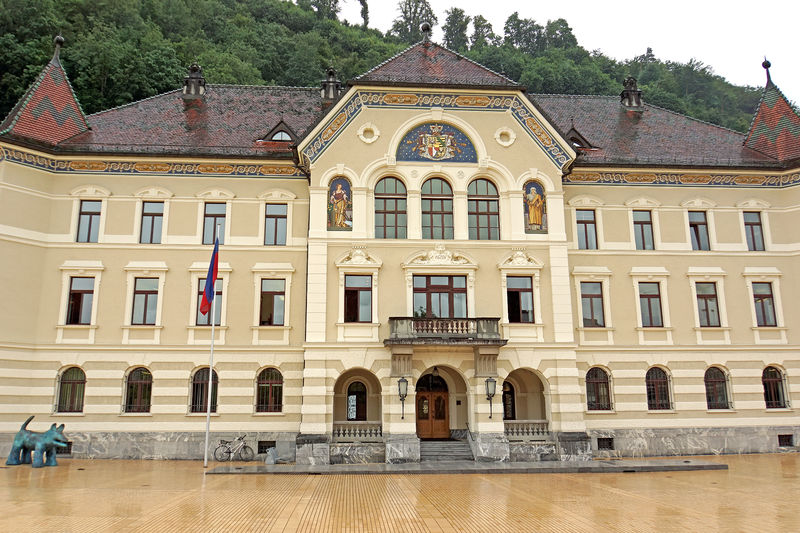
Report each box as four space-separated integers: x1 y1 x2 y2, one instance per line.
328 178 352 230
524 181 547 233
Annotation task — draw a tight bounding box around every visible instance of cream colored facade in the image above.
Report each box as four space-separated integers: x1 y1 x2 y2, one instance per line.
1 45 799 462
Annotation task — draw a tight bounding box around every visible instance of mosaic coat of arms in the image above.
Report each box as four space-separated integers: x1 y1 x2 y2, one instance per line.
396 122 477 163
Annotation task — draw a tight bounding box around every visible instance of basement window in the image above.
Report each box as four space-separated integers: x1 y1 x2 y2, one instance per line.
778 434 794 447
56 442 73 455
597 437 614 450
258 440 277 454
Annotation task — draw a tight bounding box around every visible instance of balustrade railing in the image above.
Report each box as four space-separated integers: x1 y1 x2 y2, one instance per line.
504 420 550 440
332 421 383 442
387 317 504 344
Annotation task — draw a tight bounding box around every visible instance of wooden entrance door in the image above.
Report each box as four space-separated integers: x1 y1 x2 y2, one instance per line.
416 391 449 439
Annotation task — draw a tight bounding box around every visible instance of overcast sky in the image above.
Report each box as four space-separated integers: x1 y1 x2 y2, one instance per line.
339 0 798 105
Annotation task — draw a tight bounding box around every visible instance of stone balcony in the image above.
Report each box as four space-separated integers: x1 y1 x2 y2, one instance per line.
384 317 508 346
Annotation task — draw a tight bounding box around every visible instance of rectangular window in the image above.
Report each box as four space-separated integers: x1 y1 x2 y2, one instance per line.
696 282 720 327
131 278 158 325
633 210 654 250
580 282 605 327
375 197 407 239
744 212 765 251
140 202 163 244
196 279 222 326
260 279 285 325
344 275 372 322
413 275 467 318
638 282 663 327
76 200 101 243
506 276 534 323
203 203 226 244
689 211 710 250
576 209 597 249
66 277 94 325
752 282 777 327
264 204 287 245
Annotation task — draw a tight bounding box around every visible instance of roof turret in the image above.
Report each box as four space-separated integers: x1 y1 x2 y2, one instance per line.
744 60 800 162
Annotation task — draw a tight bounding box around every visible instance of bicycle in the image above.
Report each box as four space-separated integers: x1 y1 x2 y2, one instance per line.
213 434 255 462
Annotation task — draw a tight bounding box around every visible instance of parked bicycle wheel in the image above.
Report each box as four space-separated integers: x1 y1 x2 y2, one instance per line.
239 445 255 461
214 445 231 461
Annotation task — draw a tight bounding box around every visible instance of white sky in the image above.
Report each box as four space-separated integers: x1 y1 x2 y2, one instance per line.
339 0 799 104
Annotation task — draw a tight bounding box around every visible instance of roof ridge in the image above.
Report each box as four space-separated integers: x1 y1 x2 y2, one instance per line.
353 41 419 80
87 85 322 118
430 41 519 86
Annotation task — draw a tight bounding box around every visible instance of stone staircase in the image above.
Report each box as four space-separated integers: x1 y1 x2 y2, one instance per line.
420 439 474 462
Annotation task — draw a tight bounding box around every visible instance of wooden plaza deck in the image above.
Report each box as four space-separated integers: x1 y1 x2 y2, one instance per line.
1 453 797 531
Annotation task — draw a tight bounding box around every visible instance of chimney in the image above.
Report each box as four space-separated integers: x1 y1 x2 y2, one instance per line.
182 63 206 100
320 66 341 101
620 77 643 110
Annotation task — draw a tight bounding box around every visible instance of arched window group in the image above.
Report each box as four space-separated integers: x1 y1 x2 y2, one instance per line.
371 176 510 241
584 365 791 412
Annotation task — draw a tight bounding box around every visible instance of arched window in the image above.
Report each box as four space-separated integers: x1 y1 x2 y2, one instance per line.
191 368 218 413
467 178 499 240
57 367 86 413
586 367 611 411
375 177 407 239
124 367 152 413
256 368 283 413
502 381 516 420
421 178 453 239
271 131 291 141
645 367 671 410
763 366 787 409
704 367 729 410
346 381 367 421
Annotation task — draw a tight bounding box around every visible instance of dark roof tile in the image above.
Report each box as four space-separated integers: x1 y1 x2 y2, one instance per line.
353 41 520 90
531 94 778 168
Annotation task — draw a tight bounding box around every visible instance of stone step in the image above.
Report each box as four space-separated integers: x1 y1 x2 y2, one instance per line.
419 440 474 462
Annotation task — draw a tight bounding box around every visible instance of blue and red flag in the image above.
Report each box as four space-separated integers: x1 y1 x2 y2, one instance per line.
199 237 219 315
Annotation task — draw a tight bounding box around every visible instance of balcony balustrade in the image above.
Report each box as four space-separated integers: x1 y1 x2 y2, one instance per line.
332 421 383 442
504 419 550 440
385 317 507 346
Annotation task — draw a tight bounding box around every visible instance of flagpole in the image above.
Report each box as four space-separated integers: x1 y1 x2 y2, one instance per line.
203 224 220 468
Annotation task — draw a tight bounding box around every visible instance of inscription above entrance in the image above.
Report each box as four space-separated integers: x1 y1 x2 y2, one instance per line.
397 122 477 163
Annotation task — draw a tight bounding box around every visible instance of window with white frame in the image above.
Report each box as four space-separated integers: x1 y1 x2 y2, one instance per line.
629 267 672 344
335 248 382 342
498 250 543 341
687 267 729 344
135 186 172 244
187 261 231 344
57 261 104 344
259 190 297 247
250 263 294 345
122 262 168 344
743 267 786 344
259 279 285 325
572 266 613 344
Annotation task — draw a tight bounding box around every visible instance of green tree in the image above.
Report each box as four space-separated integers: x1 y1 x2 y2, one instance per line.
470 15 498 50
442 8 470 53
544 18 577 49
358 0 369 28
503 12 544 55
390 0 438 43
310 0 340 20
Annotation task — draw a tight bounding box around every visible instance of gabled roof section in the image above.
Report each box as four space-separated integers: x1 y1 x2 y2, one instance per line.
352 40 522 90
0 36 89 146
532 94 777 168
59 85 324 157
744 61 800 163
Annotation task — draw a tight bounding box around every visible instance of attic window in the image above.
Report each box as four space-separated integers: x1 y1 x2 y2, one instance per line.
565 127 594 151
271 131 291 142
571 137 584 148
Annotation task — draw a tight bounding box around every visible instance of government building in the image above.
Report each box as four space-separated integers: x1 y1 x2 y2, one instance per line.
1 33 799 463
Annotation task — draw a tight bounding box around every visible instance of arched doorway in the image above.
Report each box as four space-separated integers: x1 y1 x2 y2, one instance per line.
416 371 449 439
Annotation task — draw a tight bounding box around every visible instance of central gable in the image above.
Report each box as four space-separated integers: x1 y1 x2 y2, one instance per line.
397 122 477 163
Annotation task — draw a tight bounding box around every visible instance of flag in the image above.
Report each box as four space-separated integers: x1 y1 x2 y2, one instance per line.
199 237 219 315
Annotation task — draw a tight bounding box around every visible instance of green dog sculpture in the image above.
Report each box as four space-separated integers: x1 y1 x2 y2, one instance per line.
6 416 68 468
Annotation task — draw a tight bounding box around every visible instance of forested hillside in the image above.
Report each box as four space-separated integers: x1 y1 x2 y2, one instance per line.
0 0 763 132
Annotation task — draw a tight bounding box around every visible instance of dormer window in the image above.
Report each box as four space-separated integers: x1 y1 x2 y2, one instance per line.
258 120 297 145
271 131 291 142
571 138 584 149
565 127 595 151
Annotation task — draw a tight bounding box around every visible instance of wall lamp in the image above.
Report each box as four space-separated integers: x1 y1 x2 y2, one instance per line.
398 377 408 419
485 377 497 419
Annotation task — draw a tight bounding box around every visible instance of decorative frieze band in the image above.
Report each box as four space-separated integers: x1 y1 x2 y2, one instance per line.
0 146 304 178
565 170 800 188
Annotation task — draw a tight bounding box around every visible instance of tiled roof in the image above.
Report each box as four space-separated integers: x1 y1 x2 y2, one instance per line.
531 94 779 168
353 41 521 90
0 44 89 146
59 86 324 157
744 74 800 163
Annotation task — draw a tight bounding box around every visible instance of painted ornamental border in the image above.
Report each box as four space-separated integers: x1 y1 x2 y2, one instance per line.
566 170 800 188
0 146 305 178
301 90 572 170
